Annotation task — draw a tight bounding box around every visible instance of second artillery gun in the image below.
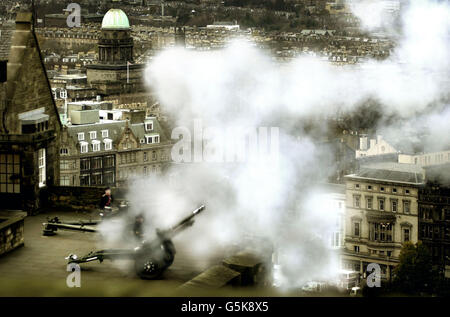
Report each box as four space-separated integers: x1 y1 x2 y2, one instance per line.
66 205 205 279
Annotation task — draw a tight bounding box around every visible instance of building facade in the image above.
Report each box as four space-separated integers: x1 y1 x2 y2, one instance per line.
0 13 61 212
342 163 424 281
418 164 450 279
59 113 172 187
86 9 145 96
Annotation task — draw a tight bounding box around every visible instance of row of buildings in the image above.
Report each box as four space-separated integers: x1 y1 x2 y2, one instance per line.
0 9 173 212
329 160 450 282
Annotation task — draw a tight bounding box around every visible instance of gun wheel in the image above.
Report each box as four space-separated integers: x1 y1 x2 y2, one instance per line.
135 256 164 280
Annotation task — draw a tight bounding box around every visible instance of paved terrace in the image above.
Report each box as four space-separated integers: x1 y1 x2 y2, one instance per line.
0 210 230 296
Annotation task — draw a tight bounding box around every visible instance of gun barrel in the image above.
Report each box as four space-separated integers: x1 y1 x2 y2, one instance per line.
162 205 205 237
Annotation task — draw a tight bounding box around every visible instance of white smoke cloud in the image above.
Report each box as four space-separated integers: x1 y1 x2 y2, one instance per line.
99 0 450 290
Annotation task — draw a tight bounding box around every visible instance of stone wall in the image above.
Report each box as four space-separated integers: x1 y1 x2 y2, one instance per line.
47 186 128 211
0 211 26 256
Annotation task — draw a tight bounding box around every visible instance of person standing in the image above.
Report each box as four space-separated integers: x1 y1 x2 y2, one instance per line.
99 187 114 210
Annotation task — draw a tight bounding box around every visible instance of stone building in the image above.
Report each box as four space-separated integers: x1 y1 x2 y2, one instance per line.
419 164 450 279
86 9 145 96
59 109 172 187
342 162 425 281
0 13 61 212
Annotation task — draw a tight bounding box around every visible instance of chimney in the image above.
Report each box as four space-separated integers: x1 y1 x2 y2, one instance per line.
15 12 33 31
359 135 368 151
129 110 146 124
377 135 383 143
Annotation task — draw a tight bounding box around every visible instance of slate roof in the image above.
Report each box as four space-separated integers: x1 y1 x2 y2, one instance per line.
130 117 170 144
67 121 126 146
346 162 425 184
0 23 15 61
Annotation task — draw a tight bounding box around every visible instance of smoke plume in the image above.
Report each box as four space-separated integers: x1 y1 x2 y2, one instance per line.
99 0 450 290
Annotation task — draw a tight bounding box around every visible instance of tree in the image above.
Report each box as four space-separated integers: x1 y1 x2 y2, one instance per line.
393 241 437 294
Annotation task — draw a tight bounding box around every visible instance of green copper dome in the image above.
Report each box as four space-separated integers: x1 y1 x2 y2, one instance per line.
101 9 130 29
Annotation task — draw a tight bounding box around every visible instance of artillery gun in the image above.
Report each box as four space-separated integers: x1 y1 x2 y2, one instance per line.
66 205 205 279
42 201 129 236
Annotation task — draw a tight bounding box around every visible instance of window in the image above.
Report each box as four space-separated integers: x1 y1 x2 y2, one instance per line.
144 166 147 175
403 201 410 213
89 131 97 139
366 197 373 209
392 188 397 193
403 228 410 242
152 151 157 161
368 185 372 190
101 130 108 138
355 184 360 189
80 142 88 153
60 175 70 186
91 173 102 185
380 187 385 192
104 155 115 168
354 246 360 253
145 135 160 144
92 141 100 152
104 171 114 185
104 139 112 151
78 133 84 141
92 157 102 169
369 223 393 242
0 153 20 193
405 189 410 195
378 198 385 211
145 122 153 131
38 148 46 188
60 160 70 170
391 200 397 212
80 158 90 171
354 196 360 208
387 251 392 257
144 152 148 162
60 148 69 155
354 222 360 236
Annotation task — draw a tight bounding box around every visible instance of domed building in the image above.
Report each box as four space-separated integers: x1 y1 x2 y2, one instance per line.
86 9 145 96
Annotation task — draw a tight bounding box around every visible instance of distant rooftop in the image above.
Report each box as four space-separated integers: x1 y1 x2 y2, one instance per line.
346 162 424 184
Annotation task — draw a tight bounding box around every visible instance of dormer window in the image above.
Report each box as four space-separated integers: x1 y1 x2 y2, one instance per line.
145 122 153 131
89 131 97 139
104 139 112 150
91 140 100 152
145 134 160 144
80 141 88 153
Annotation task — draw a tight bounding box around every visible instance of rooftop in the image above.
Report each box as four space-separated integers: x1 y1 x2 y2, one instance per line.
346 162 425 184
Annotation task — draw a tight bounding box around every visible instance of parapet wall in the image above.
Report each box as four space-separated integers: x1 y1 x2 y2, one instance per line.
0 211 26 256
47 186 128 211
